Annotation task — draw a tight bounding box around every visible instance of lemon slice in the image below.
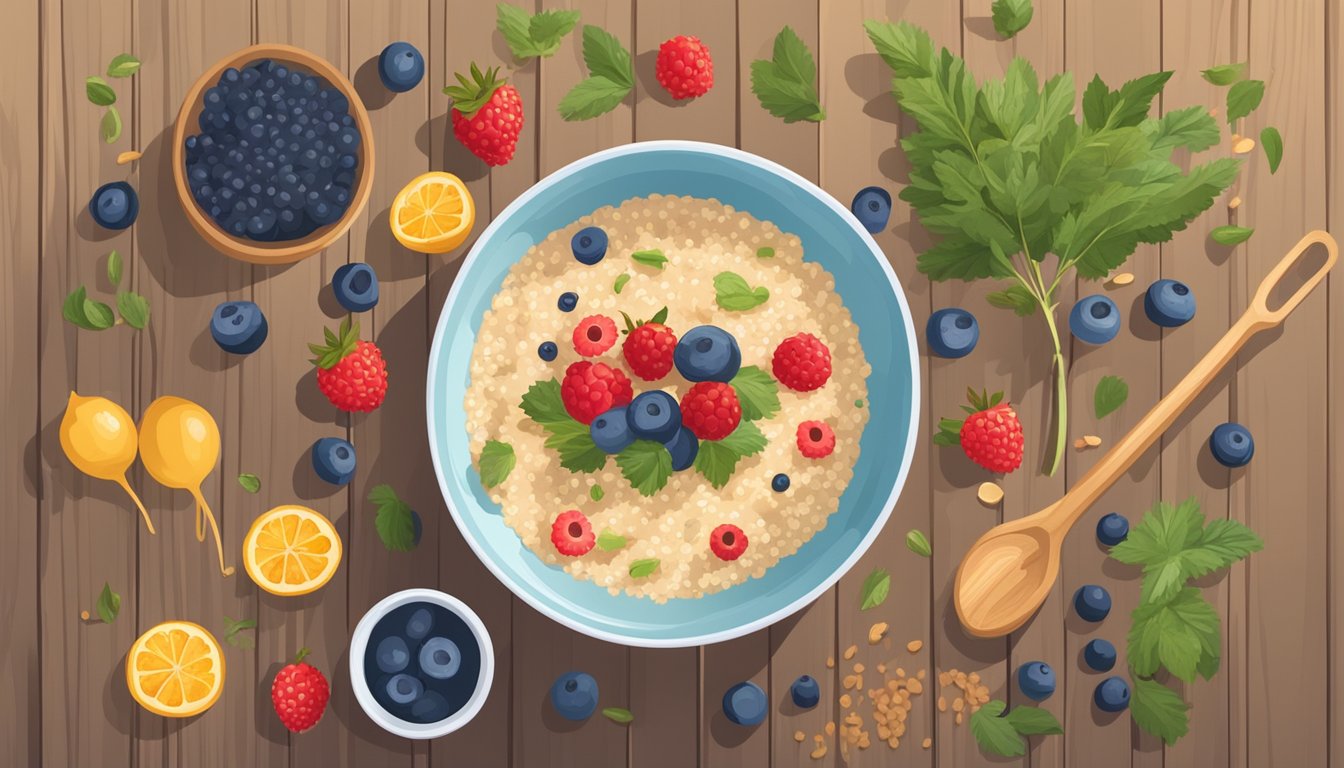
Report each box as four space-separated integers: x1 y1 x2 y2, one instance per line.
126 621 225 718
243 504 343 596
390 171 475 254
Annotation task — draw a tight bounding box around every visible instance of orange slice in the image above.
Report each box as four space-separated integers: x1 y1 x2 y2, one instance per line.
242 504 343 596
126 620 225 718
389 171 475 254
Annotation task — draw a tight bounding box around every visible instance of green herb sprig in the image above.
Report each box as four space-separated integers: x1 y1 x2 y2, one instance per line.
970 700 1062 757
86 54 139 143
496 4 580 60
750 27 824 123
370 484 420 552
558 25 633 121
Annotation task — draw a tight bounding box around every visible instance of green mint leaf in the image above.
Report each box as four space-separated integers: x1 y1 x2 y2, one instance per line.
613 274 630 294
101 106 122 144
223 615 257 648
906 529 932 557
1094 375 1128 418
1201 62 1246 86
1210 225 1254 246
1110 498 1207 604
106 250 123 287
1225 79 1265 125
1182 518 1264 581
991 0 1034 38
616 440 673 497
750 26 825 123
630 249 668 269
863 20 935 79
859 567 890 610
95 582 121 624
83 297 116 330
558 75 631 121
496 4 539 58
107 53 141 78
596 529 625 551
602 706 634 723
543 420 608 473
116 291 150 329
86 76 116 106
970 701 1025 757
479 440 516 489
1145 105 1221 153
63 286 94 329
713 271 769 311
628 559 659 578
519 379 571 425
590 484 604 501
986 285 1037 316
731 366 780 421
1260 126 1283 174
529 10 581 53
237 473 261 493
719 420 767 458
371 484 418 551
1129 676 1191 745
1005 705 1062 735
756 246 775 258
1128 586 1219 681
693 440 737 489
581 25 633 88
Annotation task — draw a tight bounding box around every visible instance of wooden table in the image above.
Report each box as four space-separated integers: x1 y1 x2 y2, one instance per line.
4 0 1341 765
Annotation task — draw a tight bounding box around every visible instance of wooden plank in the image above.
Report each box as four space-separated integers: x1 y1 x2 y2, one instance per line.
250 1 356 765
1237 1 1329 765
0 0 42 762
38 0 140 764
511 1 632 766
1329 2 1344 766
1159 1 1246 765
130 0 257 765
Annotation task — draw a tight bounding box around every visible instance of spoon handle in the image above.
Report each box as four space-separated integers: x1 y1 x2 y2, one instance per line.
1042 230 1338 535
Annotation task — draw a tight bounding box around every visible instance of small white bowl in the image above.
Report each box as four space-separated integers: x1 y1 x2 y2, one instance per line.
349 588 494 739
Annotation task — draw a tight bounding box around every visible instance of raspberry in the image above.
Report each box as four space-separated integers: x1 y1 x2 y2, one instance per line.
655 35 714 100
561 361 633 424
709 523 748 561
573 314 618 357
680 381 741 440
311 319 389 413
551 509 595 556
772 333 832 392
796 421 836 459
623 322 678 380
271 649 330 733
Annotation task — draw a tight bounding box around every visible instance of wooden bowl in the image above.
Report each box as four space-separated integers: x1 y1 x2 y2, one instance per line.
172 44 375 265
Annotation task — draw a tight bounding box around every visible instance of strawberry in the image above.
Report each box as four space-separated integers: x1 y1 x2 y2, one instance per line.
934 388 1024 474
445 63 524 166
680 381 741 440
620 307 676 381
772 332 832 392
560 361 633 425
551 509 595 556
655 35 714 100
271 648 330 733
310 317 388 412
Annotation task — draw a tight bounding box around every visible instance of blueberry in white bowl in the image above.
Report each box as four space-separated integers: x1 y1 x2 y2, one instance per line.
333 262 379 312
628 391 681 443
1069 295 1121 345
550 671 599 721
1209 422 1254 467
571 226 608 265
378 42 424 93
312 437 357 485
1094 677 1130 712
926 307 978 358
406 606 433 640
663 426 699 471
723 681 767 726
1083 638 1117 672
1144 279 1196 328
210 300 269 354
674 325 741 382
375 635 410 674
590 407 634 454
418 636 462 680
850 186 891 234
1073 584 1111 622
89 181 140 230
384 673 423 705
1017 661 1055 701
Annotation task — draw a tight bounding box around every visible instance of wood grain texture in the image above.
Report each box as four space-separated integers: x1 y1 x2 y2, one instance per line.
1329 2 1344 765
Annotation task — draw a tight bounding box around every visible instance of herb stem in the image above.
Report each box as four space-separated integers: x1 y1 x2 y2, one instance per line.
1038 301 1067 476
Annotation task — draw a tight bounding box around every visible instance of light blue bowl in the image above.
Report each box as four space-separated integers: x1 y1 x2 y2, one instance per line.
427 141 919 648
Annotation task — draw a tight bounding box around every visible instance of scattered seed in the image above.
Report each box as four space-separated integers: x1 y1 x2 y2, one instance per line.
116 150 141 164
80 610 90 621
906 639 923 653
906 678 923 694
1229 195 1243 209
811 743 827 759
840 694 852 708
895 667 905 678
843 644 858 660
1234 137 1256 154
1083 435 1102 447
938 671 951 687
853 662 865 674
825 722 836 736
1107 271 1135 287
977 481 1004 506
953 697 964 712
868 622 888 644
794 730 806 742
877 663 887 674
1231 132 1242 143
955 712 963 725
1074 438 1087 449
923 737 932 749
843 674 858 689
937 695 947 711
826 656 835 668
917 669 926 680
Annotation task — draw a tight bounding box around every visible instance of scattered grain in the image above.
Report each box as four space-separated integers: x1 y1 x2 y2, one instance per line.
923 737 933 749
1083 435 1102 447
116 150 141 165
955 712 963 725
1074 438 1087 449
877 663 887 674
1229 195 1243 209
1233 137 1256 154
853 662 865 674
843 644 858 660
906 639 923 653
840 694 852 708
794 730 806 742
977 481 1004 506
868 622 888 644
1107 271 1135 287
843 675 858 690
826 656 835 669
938 695 947 711
811 743 828 759
825 722 836 736
80 610 90 621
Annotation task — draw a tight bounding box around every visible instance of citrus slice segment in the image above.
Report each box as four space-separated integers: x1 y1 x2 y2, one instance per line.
243 504 343 596
126 620 225 718
389 171 475 254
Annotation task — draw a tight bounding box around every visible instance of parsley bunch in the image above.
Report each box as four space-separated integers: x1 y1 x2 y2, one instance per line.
864 21 1242 474
1110 498 1262 744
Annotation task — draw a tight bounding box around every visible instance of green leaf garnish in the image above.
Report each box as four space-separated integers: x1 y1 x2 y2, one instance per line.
602 706 634 723
859 567 890 610
1110 497 1262 606
1200 62 1246 86
630 249 668 269
750 26 825 123
83 296 116 330
558 25 633 121
1260 126 1283 174
986 285 1037 317
589 484 604 501
596 529 625 551
1210 225 1254 246
1225 79 1265 125
991 0 1033 38
970 700 1024 756
116 291 150 329
544 420 608 473
730 366 780 421
95 582 121 624
520 379 572 425
496 4 579 60
558 76 632 121
906 529 931 557
628 559 659 578
479 440 516 489
237 473 261 493
106 250 123 287
1093 374 1128 419
1128 586 1220 681
101 106 122 144
616 440 673 497
756 246 775 258
1004 706 1063 735
86 76 116 106
370 484 418 552
692 421 766 489
223 615 257 648
613 274 630 294
1129 676 1191 745
107 53 142 78
713 271 769 311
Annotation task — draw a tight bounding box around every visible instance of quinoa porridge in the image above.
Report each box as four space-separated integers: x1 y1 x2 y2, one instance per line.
465 194 871 602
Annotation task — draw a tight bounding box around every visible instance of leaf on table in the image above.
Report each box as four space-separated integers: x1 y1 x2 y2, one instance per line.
237 473 261 493
863 20 935 79
1129 676 1191 745
496 4 579 60
1094 375 1128 419
1127 586 1220 682
101 106 122 144
116 291 150 329
223 615 257 648
370 483 418 552
1109 497 1261 605
1260 126 1283 174
713 271 769 311
991 0 1034 38
906 529 931 557
616 440 673 497
83 296 116 330
731 366 780 421
1004 705 1063 735
750 26 825 123
986 285 1037 316
602 706 634 723
970 700 1025 757
95 582 121 624
86 76 116 106
1210 225 1254 246
557 25 632 121
859 567 890 611
1145 105 1220 153
628 559 659 578
1225 79 1265 125
479 440 516 489
106 250 123 287
558 76 631 121
63 286 93 330
107 53 141 78
1200 62 1246 86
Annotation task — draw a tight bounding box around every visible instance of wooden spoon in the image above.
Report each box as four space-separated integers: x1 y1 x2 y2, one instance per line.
954 230 1338 638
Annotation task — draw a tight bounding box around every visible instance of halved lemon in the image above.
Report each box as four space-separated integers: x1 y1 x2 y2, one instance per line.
389 171 475 254
242 504 343 596
126 620 225 718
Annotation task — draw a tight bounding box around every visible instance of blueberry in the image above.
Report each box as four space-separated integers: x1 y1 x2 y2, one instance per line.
627 391 681 443
1144 279 1196 328
538 341 558 362
1094 677 1130 712
722 681 767 726
771 473 790 492
850 186 892 234
374 635 410 673
378 42 425 92
557 292 579 312
384 673 423 705
590 407 635 454
405 607 433 640
1074 584 1112 622
1209 422 1254 467
418 636 462 680
311 437 357 485
410 509 423 548
1069 295 1121 345
673 325 742 382
790 675 820 709
410 690 452 722
663 426 700 471
1083 639 1117 672
1096 513 1129 547
571 226 608 265
209 300 268 354
926 308 979 358
550 671 599 721
332 262 379 312
1017 661 1056 701
89 181 140 230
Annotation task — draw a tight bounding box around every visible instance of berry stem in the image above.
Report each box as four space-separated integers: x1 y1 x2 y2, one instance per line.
293 647 312 665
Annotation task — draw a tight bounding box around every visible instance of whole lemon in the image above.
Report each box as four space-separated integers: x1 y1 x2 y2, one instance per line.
60 391 138 480
138 396 220 491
